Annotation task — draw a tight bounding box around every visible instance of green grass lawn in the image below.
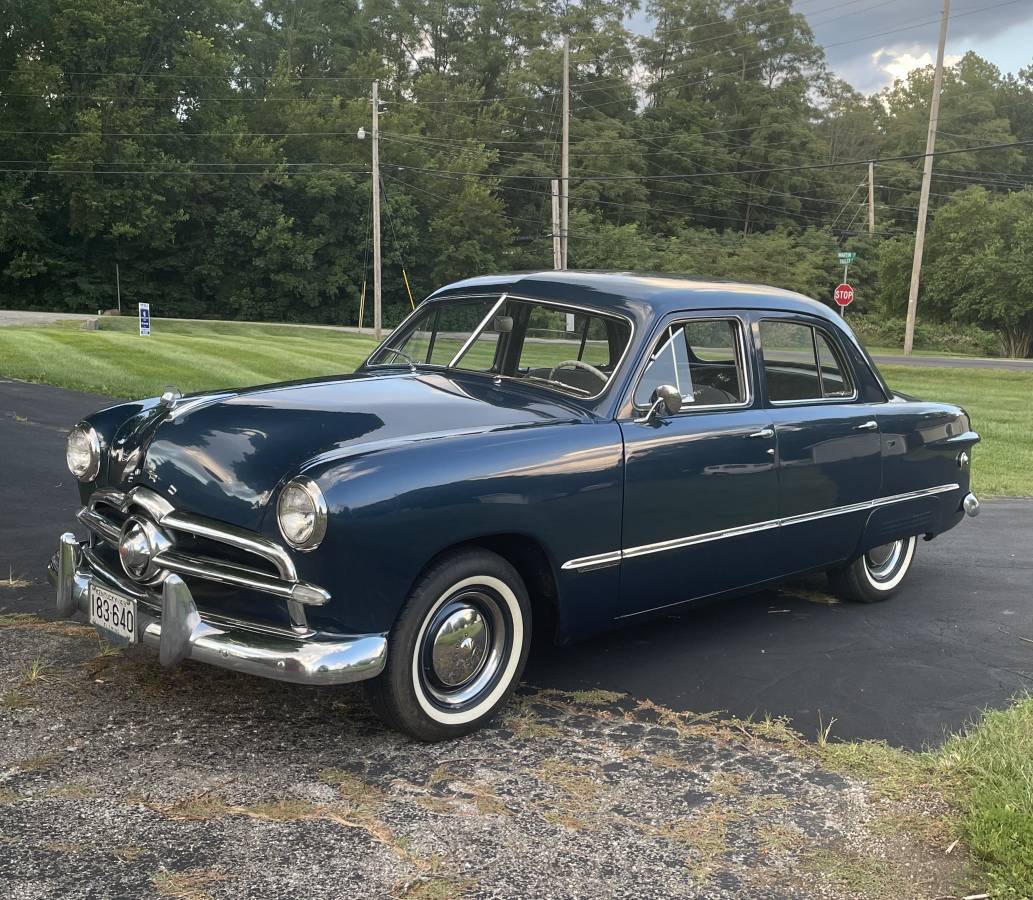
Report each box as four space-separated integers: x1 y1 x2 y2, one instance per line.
0 317 380 398
1 318 1030 496
818 695 1033 898
879 364 1033 498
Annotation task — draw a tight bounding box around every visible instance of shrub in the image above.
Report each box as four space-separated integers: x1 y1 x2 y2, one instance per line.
848 315 1000 357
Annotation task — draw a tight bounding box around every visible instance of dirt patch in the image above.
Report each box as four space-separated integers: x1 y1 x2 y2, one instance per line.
0 616 978 898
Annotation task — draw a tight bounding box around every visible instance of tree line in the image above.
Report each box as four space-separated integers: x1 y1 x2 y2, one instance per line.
1 0 1032 353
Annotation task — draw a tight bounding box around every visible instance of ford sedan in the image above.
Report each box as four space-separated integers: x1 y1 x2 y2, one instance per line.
51 272 981 739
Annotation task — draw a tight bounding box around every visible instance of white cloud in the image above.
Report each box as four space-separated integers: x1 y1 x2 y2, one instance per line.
870 46 963 85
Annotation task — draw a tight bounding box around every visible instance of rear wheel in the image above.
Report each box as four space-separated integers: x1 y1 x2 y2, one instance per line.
364 548 531 741
827 535 918 603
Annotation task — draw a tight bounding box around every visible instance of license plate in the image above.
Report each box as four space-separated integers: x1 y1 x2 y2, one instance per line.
89 583 138 644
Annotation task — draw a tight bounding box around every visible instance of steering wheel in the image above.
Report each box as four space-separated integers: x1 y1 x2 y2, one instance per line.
548 359 608 385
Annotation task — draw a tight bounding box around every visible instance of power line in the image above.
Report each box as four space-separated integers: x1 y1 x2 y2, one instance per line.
380 138 1033 183
382 170 549 230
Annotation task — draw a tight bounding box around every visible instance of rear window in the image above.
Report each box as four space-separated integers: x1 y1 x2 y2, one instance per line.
759 320 853 403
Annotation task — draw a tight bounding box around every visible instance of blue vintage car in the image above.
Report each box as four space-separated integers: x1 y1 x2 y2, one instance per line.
52 272 981 739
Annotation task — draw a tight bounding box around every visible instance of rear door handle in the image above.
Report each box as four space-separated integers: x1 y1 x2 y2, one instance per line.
855 420 878 431
747 427 775 439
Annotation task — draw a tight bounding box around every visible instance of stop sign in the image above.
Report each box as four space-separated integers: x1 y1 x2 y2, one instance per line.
834 283 854 307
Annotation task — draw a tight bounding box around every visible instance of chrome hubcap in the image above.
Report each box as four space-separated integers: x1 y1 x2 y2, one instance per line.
431 606 489 687
419 590 510 709
864 539 905 582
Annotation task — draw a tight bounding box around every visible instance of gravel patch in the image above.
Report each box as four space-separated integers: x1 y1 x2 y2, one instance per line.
0 616 969 899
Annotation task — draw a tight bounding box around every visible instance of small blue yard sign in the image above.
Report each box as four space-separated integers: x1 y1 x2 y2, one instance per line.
139 302 151 336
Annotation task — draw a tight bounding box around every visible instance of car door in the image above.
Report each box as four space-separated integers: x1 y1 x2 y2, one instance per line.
756 315 883 575
617 313 779 619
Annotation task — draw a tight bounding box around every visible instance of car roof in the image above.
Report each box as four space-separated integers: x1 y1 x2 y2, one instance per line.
427 270 841 326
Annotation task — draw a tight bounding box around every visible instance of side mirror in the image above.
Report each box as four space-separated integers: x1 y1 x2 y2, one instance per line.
493 315 514 334
636 384 682 423
654 384 683 415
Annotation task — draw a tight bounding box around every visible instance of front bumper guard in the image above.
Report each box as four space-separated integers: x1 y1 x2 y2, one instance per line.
49 533 387 686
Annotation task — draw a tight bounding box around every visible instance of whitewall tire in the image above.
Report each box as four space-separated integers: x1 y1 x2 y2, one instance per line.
365 549 531 741
827 535 918 603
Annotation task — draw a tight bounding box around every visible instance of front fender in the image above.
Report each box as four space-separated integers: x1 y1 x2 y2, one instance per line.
78 397 164 501
291 421 624 637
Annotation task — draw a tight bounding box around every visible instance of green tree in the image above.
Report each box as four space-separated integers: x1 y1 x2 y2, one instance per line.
919 188 1033 357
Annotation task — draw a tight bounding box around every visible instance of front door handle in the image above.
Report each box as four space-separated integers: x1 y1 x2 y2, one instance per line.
855 420 878 432
747 427 775 439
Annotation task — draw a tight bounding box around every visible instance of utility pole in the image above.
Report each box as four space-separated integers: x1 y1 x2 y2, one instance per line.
903 0 950 355
115 262 122 314
560 35 570 270
551 179 562 270
371 79 382 340
867 161 875 235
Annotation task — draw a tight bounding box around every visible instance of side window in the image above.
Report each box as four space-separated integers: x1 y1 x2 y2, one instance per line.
816 332 852 397
633 318 747 409
759 320 853 403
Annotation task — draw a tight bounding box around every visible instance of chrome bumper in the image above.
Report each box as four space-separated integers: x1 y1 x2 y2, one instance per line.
963 492 980 517
48 533 387 686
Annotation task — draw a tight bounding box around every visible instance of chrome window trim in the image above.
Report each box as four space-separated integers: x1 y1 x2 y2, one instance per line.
362 291 496 368
625 314 753 417
448 293 509 367
490 293 636 402
758 318 859 406
561 483 961 573
366 291 637 403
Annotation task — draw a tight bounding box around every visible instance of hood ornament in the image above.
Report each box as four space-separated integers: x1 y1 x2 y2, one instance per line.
160 387 182 408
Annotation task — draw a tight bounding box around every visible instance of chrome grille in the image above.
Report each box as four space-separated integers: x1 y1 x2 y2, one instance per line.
77 486 330 632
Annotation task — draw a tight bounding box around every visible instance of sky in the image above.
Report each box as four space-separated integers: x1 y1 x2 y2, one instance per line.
629 0 1033 94
804 0 1033 93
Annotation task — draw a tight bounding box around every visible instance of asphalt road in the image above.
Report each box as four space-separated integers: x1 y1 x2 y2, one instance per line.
869 352 1033 371
2 378 1031 749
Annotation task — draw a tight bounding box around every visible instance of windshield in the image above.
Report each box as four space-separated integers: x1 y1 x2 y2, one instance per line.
366 294 632 398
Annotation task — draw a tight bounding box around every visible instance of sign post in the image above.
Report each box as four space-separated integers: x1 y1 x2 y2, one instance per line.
837 250 856 283
835 252 857 316
834 283 854 315
138 302 151 336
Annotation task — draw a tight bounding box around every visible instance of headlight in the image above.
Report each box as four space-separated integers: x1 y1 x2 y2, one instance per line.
276 476 327 551
66 422 101 481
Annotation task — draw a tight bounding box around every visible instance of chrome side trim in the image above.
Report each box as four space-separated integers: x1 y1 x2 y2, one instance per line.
560 550 622 573
623 518 781 561
561 483 961 572
871 483 960 507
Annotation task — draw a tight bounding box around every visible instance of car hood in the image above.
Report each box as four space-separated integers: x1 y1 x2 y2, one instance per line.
103 371 583 530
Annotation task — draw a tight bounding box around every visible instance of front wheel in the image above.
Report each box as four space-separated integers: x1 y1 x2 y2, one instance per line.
827 535 918 603
364 548 531 741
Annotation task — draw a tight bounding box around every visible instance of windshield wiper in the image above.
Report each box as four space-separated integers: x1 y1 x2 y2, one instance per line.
520 374 592 397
